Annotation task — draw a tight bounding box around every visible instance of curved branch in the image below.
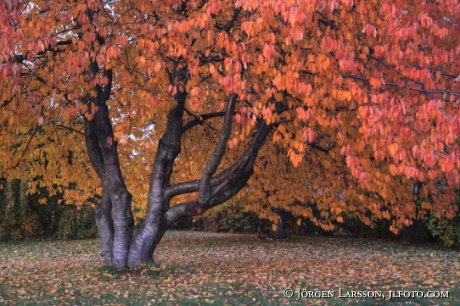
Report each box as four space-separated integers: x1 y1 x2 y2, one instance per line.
166 103 287 201
182 111 227 133
165 116 275 201
165 154 256 226
197 93 237 206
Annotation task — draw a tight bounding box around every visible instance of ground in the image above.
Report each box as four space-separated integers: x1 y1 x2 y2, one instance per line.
0 231 458 305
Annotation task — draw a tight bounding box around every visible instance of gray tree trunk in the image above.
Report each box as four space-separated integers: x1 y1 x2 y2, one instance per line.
84 64 287 268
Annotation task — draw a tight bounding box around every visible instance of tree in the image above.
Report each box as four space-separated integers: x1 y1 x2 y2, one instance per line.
1 0 460 268
0 176 98 242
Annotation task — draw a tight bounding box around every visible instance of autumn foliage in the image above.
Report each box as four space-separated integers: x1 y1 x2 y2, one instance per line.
1 0 460 267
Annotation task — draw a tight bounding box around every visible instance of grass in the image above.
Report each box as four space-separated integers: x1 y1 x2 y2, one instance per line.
0 231 459 305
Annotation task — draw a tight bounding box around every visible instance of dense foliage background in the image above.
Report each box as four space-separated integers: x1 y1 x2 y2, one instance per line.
2 178 459 247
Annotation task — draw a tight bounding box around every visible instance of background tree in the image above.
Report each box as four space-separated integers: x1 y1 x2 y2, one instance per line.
0 177 98 242
1 0 460 268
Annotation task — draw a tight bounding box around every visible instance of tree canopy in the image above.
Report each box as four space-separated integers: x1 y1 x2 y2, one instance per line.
1 0 460 267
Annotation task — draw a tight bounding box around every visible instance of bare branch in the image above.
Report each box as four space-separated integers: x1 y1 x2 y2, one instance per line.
342 74 460 98
182 111 227 133
55 124 85 136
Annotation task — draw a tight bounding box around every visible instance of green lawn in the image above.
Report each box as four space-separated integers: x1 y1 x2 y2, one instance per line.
0 231 458 305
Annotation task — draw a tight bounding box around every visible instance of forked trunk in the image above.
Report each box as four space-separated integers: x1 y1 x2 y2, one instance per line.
85 64 284 268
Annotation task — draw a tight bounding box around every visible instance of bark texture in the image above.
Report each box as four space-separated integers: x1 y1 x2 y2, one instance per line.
84 66 134 268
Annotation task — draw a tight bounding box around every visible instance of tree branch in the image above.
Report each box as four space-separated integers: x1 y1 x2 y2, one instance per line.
199 55 224 65
12 40 73 64
214 8 241 33
84 119 105 180
342 74 460 98
310 143 333 153
102 68 112 101
182 111 227 133
165 114 276 201
197 94 237 206
14 125 38 168
221 7 242 33
165 154 256 226
1 95 15 108
54 124 85 135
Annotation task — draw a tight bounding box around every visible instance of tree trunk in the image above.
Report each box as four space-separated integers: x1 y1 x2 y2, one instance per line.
95 187 114 264
269 208 287 239
83 67 134 268
128 103 185 268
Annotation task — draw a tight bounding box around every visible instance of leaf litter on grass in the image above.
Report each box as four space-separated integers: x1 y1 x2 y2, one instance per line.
0 231 458 305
